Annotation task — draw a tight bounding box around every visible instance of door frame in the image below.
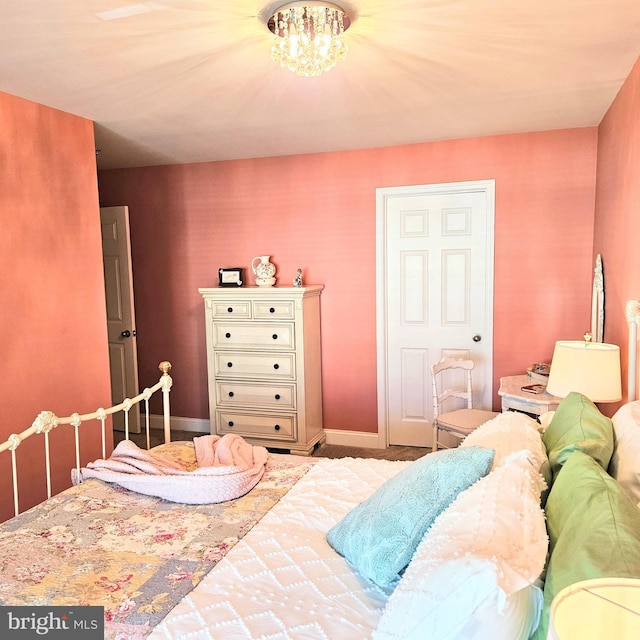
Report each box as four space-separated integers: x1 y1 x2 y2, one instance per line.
375 180 495 448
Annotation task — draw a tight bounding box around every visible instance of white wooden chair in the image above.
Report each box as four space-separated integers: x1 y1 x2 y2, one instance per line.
431 357 499 451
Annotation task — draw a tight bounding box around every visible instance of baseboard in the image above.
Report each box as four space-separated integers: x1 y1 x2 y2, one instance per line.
324 428 384 449
149 415 209 433
148 417 385 448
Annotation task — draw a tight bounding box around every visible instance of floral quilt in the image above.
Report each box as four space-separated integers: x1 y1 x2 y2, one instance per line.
0 442 316 640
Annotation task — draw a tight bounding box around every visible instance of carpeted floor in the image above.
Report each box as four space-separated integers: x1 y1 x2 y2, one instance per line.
115 429 430 461
312 442 428 461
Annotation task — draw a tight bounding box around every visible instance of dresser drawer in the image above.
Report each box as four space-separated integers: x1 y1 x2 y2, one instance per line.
213 322 295 350
214 351 296 380
216 410 296 442
253 300 295 320
215 381 296 409
210 300 252 319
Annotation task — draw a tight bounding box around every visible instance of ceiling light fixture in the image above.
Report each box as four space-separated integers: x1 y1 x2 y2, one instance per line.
266 2 351 77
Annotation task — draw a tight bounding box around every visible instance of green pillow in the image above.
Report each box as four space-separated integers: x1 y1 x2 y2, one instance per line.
532 450 640 640
542 392 613 479
326 446 495 587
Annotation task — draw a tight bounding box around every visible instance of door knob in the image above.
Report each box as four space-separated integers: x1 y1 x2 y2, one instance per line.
473 334 482 342
121 330 131 338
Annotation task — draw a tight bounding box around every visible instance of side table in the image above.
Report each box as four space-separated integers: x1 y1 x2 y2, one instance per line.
498 375 561 417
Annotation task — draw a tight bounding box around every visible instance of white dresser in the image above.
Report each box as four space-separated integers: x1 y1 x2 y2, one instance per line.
199 285 325 455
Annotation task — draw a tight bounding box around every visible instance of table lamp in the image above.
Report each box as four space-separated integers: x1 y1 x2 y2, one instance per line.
546 334 622 402
548 578 640 639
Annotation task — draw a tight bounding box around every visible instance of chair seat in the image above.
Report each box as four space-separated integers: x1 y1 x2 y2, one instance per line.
436 408 500 435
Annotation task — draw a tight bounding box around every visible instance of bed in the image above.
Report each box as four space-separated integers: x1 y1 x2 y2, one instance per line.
2 303 640 640
0 362 317 639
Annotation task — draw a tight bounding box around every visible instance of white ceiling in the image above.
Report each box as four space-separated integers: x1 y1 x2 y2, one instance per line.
1 1 639 170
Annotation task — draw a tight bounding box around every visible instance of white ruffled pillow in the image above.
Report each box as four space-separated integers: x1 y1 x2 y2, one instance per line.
461 411 549 481
538 411 555 433
373 455 548 640
609 401 640 504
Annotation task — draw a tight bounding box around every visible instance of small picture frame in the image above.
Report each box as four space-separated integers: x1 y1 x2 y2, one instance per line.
218 268 243 287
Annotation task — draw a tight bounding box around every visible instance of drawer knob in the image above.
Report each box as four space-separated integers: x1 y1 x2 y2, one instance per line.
225 332 231 339
275 394 281 400
227 362 233 368
273 363 279 370
228 421 234 427
228 391 234 397
272 334 278 340
274 424 281 431
269 307 275 313
227 307 233 313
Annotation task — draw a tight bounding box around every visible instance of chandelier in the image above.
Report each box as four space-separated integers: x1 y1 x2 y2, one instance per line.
266 2 352 77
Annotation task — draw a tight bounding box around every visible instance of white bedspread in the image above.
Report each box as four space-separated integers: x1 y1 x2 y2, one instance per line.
149 457 412 640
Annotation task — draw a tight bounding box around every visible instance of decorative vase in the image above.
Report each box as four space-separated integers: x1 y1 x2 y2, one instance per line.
252 255 277 287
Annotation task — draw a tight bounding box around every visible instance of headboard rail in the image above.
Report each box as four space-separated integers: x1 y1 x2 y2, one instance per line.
0 361 173 517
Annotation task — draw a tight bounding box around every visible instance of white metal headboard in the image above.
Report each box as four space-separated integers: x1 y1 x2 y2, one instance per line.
591 254 604 342
627 301 640 401
0 361 173 517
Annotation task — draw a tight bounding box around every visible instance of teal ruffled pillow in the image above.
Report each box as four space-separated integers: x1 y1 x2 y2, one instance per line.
326 446 495 587
542 392 613 479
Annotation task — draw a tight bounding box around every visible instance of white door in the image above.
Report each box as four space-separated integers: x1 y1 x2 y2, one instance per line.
376 180 495 447
101 206 141 433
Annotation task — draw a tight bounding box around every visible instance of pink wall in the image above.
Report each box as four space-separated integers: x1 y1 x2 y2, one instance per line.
99 128 598 434
0 91 112 521
593 55 640 414
0 52 633 520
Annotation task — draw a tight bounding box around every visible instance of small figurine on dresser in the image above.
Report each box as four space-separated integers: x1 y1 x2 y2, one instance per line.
293 268 303 287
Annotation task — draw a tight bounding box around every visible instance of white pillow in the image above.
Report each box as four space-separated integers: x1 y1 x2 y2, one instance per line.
609 401 640 503
461 411 549 478
538 411 555 433
373 456 547 640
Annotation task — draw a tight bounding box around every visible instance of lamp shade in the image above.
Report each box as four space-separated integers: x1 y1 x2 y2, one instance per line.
546 340 622 402
548 578 640 639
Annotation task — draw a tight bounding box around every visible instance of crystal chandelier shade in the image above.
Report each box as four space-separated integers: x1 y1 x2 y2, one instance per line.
267 2 351 77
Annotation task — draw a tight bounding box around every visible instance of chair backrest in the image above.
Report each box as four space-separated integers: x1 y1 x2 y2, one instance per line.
431 357 475 418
